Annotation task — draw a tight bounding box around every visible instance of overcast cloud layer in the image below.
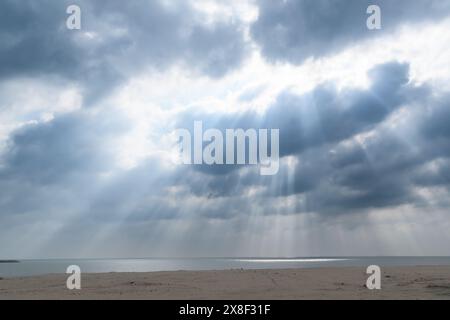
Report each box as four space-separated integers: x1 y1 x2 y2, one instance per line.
252 0 450 64
1 0 450 258
0 0 248 104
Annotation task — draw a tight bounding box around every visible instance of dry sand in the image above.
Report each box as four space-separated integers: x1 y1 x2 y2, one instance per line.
1 266 450 300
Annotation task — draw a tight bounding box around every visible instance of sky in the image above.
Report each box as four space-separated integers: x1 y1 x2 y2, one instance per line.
1 0 450 258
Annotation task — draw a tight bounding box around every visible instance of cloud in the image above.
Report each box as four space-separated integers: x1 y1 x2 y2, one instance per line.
176 62 411 169
0 0 248 105
1 60 449 225
0 110 132 223
168 61 450 217
0 111 127 184
251 0 450 64
0 1 450 257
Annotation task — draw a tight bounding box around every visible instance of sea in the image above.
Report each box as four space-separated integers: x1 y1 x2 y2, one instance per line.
1 257 450 278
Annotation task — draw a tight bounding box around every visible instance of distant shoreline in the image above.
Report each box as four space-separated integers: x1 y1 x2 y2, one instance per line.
1 266 449 300
0 260 19 263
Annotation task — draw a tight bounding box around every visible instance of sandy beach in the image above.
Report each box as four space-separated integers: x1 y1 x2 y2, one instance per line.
1 266 449 300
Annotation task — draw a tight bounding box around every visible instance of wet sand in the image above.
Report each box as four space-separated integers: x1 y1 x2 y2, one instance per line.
1 266 449 300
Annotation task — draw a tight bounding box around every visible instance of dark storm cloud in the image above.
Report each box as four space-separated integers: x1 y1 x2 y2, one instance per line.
420 96 450 148
322 136 419 212
171 61 450 216
0 112 126 185
0 112 120 217
1 60 450 223
413 160 450 188
263 62 411 156
177 61 411 176
251 0 450 64
0 0 248 104
171 62 410 181
271 93 450 214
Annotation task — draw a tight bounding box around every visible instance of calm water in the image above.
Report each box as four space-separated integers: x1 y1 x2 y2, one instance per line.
1 257 450 278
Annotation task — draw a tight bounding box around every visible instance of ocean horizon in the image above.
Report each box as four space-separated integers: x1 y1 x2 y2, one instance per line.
2 256 450 278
